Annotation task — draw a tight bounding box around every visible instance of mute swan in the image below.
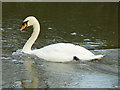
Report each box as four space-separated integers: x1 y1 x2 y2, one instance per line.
20 16 104 62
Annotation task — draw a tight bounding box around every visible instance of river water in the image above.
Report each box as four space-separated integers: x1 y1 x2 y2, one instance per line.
2 2 119 88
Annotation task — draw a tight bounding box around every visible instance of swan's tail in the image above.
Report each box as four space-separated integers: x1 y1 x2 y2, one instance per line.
89 55 105 60
77 55 105 61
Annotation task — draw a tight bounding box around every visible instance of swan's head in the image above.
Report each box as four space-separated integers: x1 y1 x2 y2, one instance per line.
20 16 38 31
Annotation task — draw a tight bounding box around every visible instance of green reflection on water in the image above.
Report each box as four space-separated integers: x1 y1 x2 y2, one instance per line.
2 2 118 49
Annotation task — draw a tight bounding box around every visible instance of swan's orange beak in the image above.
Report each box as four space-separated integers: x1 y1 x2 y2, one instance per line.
20 23 27 31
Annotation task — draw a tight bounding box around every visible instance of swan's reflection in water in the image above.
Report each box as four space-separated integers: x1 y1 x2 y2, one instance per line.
21 57 39 88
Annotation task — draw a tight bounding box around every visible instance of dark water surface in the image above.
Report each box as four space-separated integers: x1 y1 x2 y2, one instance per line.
2 2 119 88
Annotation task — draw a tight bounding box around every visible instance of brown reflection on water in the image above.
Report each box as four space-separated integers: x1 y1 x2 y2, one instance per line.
22 57 39 88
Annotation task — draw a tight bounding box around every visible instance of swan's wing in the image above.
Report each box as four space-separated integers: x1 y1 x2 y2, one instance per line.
32 43 94 55
30 43 97 62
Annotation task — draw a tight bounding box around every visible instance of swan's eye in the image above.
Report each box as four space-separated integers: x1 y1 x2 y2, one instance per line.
22 20 28 26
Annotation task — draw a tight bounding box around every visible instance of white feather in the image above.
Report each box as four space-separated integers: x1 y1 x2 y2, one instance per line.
21 16 104 62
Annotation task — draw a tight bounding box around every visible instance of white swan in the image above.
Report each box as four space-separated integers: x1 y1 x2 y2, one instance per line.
20 16 104 62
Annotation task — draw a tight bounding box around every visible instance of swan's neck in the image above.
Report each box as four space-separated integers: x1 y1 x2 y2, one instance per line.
22 22 40 53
